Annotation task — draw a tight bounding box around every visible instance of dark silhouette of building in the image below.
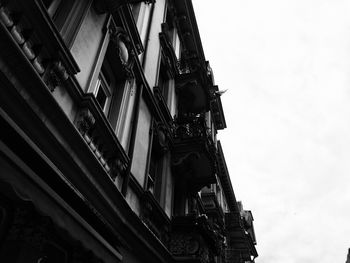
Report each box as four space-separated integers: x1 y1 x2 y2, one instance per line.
0 0 258 262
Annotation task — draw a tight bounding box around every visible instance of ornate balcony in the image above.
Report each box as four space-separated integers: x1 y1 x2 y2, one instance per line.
225 212 258 262
200 191 224 227
0 0 79 92
176 65 210 114
170 214 224 263
172 114 217 193
224 248 255 263
139 191 171 247
75 97 130 181
0 0 129 182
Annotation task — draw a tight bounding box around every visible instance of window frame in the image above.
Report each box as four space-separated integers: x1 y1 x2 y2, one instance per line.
88 15 136 150
94 67 113 115
145 121 174 216
42 0 91 47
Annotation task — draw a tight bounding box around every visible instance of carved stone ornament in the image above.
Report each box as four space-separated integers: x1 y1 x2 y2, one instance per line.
139 193 170 245
170 233 200 256
75 108 96 135
170 232 213 263
109 158 127 180
153 122 170 154
110 28 135 78
198 246 210 263
45 60 69 92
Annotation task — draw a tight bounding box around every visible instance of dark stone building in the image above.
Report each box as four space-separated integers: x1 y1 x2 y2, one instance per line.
0 0 258 262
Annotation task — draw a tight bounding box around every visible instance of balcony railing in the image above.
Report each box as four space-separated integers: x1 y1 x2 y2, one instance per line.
224 248 254 263
139 191 171 247
172 114 217 192
1 1 129 182
200 192 224 221
225 212 258 261
170 214 224 260
174 113 212 140
225 212 244 229
0 1 79 92
75 96 129 180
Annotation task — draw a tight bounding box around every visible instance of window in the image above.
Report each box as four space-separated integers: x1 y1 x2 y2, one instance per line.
158 60 170 106
42 0 89 47
157 54 178 118
131 2 152 46
165 6 181 58
94 44 129 131
43 0 70 22
146 124 173 216
94 65 112 115
216 183 222 207
147 133 163 200
89 17 136 150
165 9 174 42
131 2 142 22
147 152 158 194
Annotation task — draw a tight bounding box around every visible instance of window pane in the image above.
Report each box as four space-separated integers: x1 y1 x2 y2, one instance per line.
96 85 107 110
44 0 63 18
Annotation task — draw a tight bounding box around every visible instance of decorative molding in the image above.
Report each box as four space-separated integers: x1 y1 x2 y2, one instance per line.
170 233 200 255
0 4 47 78
44 61 70 92
140 192 170 245
109 158 127 180
108 23 135 80
173 113 207 139
75 108 96 135
152 121 171 154
170 225 215 263
75 105 129 181
0 2 84 96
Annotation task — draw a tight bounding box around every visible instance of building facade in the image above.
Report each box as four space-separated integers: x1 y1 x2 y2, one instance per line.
0 0 258 262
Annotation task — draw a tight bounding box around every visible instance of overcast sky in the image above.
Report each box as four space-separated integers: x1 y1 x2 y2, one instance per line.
192 1 350 262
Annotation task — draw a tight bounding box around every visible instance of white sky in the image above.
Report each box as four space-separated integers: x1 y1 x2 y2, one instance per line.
192 1 350 262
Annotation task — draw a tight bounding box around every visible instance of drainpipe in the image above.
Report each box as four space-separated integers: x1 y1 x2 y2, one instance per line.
121 1 155 196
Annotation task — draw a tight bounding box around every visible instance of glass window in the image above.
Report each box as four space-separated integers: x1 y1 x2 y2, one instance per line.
94 66 112 115
93 45 127 124
158 60 170 106
165 5 181 57
147 135 163 199
131 2 142 22
132 2 152 46
42 0 89 47
90 27 136 151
